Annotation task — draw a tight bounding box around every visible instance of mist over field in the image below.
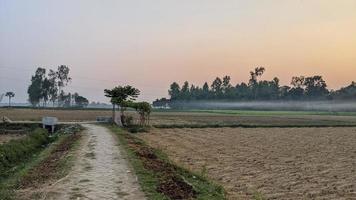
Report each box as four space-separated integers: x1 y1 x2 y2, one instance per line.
169 100 356 112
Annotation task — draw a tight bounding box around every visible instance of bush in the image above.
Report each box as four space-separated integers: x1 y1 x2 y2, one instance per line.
127 125 149 133
0 128 50 177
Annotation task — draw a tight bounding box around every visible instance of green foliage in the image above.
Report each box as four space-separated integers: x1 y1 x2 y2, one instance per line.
0 128 50 178
154 67 356 107
104 85 151 126
104 85 140 106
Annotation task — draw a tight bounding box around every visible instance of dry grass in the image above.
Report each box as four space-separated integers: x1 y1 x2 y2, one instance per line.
140 127 356 199
0 134 25 144
0 108 111 122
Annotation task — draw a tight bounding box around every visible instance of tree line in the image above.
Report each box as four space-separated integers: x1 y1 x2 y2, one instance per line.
27 65 89 108
153 67 356 106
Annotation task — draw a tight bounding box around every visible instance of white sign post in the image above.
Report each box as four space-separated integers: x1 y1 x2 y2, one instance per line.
42 117 58 133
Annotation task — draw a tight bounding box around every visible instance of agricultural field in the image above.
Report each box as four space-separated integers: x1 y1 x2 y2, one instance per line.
2 108 356 127
140 127 356 199
0 108 111 122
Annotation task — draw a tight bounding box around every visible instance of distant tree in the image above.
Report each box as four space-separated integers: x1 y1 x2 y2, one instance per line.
73 93 89 108
41 77 51 107
28 68 46 107
56 65 71 105
168 82 181 100
332 82 356 99
211 77 223 98
249 67 265 99
304 76 328 98
58 91 71 107
48 69 58 107
56 65 71 91
5 92 15 107
202 82 210 99
222 75 234 98
152 98 170 107
181 81 190 100
249 67 265 86
27 66 72 107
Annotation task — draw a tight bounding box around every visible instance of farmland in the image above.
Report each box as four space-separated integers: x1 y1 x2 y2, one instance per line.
2 107 356 127
140 127 356 199
2 108 356 199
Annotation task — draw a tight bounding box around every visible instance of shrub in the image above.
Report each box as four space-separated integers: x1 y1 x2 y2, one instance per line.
0 128 50 178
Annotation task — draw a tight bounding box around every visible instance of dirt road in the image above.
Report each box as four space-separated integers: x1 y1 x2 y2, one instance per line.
45 124 146 200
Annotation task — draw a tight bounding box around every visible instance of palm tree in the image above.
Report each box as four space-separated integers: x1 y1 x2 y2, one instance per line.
5 92 15 107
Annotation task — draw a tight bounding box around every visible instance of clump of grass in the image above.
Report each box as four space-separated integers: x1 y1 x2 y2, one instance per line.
0 128 50 179
127 125 150 133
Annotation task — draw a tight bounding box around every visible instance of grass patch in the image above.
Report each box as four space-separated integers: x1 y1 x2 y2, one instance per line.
0 125 82 200
109 126 226 200
0 128 51 180
19 133 82 188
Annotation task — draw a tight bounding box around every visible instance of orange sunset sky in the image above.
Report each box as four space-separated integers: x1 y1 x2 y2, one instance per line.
0 0 356 102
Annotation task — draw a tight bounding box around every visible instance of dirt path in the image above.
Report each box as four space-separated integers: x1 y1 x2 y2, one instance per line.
45 124 146 200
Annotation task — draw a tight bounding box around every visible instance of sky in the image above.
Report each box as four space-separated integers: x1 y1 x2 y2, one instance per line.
1 0 356 103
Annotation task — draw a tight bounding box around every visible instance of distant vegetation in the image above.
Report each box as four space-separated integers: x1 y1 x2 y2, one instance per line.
154 67 356 107
5 92 15 107
27 66 89 108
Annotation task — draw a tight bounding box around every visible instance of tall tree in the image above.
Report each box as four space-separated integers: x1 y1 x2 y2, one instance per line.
249 67 265 99
181 81 190 100
56 65 71 105
304 76 328 98
211 77 223 98
48 69 58 107
202 82 210 99
168 82 181 100
27 68 46 107
5 92 15 107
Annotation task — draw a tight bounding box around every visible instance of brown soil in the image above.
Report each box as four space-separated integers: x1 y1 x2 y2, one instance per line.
124 133 197 199
19 133 82 188
140 127 356 199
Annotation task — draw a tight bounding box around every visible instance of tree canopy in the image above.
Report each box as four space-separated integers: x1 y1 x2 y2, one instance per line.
154 67 356 106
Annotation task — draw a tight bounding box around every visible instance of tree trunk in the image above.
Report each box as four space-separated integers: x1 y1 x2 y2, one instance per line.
112 103 116 124
8 97 10 107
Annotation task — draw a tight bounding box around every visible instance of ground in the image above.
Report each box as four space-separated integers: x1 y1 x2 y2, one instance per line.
22 124 146 200
140 127 356 199
3 108 356 126
3 108 356 199
0 133 25 144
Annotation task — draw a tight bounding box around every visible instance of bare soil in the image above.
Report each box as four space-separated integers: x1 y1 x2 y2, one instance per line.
140 127 356 199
